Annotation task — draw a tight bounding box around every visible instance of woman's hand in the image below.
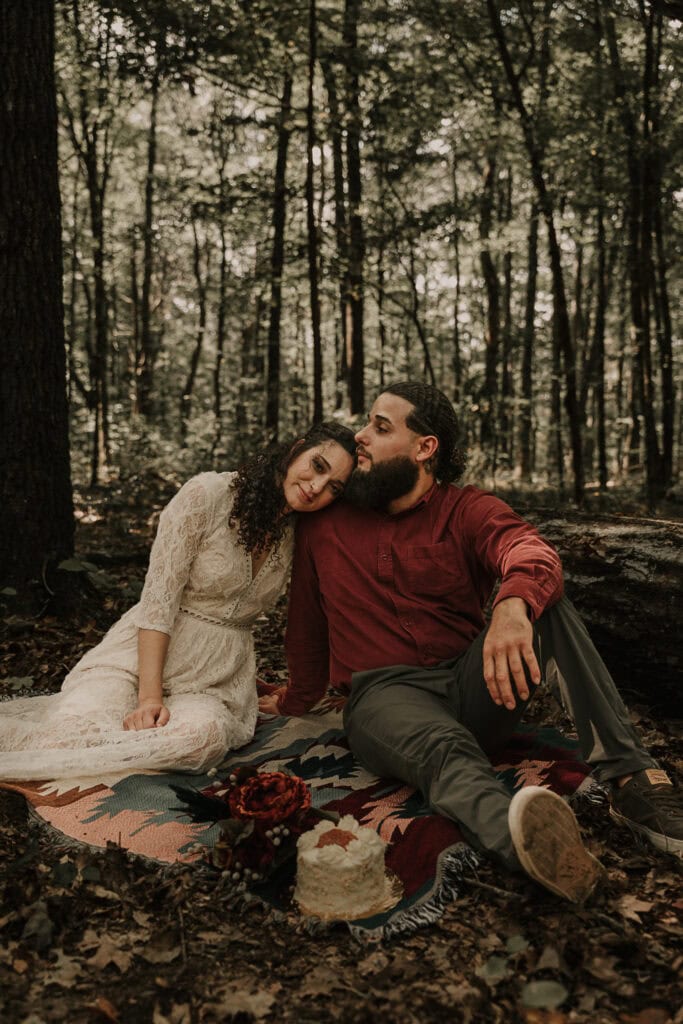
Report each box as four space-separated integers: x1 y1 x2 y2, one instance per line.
123 699 171 731
258 687 286 715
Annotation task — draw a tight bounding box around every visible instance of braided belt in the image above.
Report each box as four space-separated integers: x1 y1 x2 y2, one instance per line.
178 606 252 629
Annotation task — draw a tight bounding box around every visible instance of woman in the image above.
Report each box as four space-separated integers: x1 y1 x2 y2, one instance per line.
0 422 356 781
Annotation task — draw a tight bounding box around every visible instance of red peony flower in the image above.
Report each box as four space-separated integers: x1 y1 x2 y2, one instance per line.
228 771 311 824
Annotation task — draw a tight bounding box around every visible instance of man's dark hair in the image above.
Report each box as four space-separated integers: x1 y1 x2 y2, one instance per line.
383 381 467 483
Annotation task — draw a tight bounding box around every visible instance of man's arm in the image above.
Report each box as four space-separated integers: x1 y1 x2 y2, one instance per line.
268 524 331 716
463 492 563 708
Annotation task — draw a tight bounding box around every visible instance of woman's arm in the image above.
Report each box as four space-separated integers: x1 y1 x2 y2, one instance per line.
123 629 171 730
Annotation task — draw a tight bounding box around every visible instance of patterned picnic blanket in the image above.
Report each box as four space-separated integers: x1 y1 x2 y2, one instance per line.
1 691 596 939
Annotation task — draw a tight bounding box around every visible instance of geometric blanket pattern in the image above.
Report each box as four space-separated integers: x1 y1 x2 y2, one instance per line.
1 691 596 939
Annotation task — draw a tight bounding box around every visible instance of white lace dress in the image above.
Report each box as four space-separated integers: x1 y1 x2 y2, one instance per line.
0 472 294 781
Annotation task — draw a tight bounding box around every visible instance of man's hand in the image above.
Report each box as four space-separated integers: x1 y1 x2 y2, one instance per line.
258 687 287 716
483 597 541 710
123 700 171 731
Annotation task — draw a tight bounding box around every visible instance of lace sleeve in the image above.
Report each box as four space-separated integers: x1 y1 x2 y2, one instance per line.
133 475 218 634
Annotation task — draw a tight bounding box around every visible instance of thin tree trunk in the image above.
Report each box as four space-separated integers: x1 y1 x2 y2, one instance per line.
518 203 539 481
265 69 293 437
500 168 514 463
343 0 365 414
136 33 164 418
306 0 323 422
180 216 209 442
451 154 463 405
479 153 501 450
320 56 349 409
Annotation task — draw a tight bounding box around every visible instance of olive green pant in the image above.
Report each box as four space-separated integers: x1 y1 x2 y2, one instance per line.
343 597 655 870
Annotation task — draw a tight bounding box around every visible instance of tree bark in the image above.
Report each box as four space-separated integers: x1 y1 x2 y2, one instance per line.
306 0 323 422
265 70 293 437
521 508 683 711
0 0 74 585
136 32 164 419
343 0 365 415
518 203 538 481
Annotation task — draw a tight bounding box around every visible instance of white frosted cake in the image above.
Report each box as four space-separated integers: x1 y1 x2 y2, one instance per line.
294 814 398 920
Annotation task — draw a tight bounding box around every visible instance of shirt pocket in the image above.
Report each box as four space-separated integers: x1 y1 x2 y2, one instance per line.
400 541 462 598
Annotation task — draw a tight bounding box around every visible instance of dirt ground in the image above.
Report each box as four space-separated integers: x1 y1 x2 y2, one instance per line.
1 480 682 1024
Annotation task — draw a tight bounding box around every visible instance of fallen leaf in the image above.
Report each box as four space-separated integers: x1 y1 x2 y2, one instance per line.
48 951 83 988
521 980 568 1010
87 935 132 972
298 965 348 998
617 895 654 922
356 950 390 977
152 1004 191 1024
209 985 278 1020
92 995 119 1021
12 958 29 974
475 955 510 985
620 1010 673 1024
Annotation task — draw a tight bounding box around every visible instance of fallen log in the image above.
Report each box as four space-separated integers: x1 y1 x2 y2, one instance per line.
518 508 683 715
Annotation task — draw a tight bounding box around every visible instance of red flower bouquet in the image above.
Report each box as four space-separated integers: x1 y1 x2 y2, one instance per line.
172 766 335 886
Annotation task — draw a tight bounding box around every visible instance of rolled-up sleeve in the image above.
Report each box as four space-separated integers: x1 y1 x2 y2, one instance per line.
463 493 564 621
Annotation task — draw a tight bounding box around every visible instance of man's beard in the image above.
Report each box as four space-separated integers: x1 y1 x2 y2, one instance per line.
345 455 419 511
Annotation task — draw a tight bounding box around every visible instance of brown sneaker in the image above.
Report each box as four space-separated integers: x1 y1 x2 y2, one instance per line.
610 769 683 857
508 786 603 902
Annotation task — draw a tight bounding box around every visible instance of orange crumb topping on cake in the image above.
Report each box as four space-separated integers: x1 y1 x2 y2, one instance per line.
315 828 359 850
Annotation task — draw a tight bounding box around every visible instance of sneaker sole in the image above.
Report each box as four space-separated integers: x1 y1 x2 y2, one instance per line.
509 786 604 902
609 806 683 858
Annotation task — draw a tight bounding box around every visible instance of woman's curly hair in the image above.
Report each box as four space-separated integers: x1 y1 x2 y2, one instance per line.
230 421 357 553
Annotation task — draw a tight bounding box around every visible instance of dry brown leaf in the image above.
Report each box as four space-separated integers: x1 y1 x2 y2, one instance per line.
49 950 83 988
297 965 349 998
356 949 390 977
12 958 29 974
617 895 654 922
87 935 132 972
92 995 119 1022
522 1011 568 1024
207 984 279 1020
152 1002 191 1024
619 1010 674 1024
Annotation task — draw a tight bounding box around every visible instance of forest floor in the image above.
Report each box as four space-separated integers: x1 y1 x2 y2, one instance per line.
1 477 682 1024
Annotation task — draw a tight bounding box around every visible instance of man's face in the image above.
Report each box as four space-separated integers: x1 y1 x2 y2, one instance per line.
344 393 422 510
353 393 421 470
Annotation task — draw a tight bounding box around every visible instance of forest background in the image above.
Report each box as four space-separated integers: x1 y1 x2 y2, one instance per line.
1 6 682 1021
1 0 681 591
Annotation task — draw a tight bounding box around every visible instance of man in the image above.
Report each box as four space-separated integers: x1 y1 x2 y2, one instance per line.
259 382 682 899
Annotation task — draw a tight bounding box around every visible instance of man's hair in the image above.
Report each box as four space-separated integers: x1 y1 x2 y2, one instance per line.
383 381 467 483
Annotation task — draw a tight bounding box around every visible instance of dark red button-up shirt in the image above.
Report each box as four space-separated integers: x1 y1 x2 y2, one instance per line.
279 483 563 715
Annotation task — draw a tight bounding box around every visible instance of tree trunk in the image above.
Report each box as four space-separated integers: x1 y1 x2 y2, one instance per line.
265 69 293 437
518 203 538 481
479 153 501 451
136 33 164 419
306 0 323 423
0 0 74 585
343 0 365 414
180 216 209 442
451 153 463 405
320 56 349 410
500 168 514 463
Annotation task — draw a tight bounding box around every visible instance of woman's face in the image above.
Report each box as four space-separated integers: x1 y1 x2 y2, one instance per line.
282 441 355 513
